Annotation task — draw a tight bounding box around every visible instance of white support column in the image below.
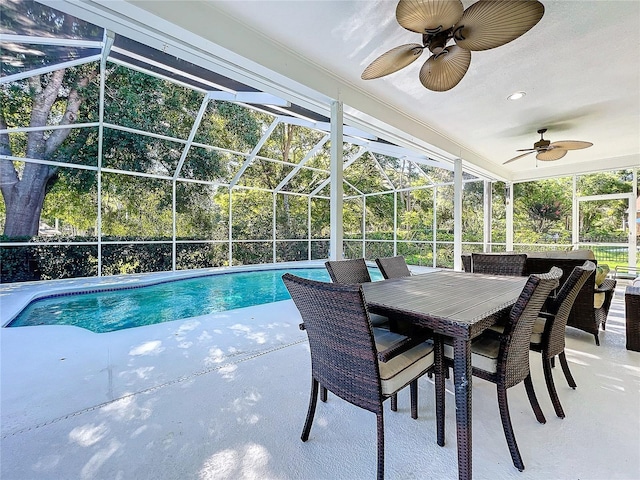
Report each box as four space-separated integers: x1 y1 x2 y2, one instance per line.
432 188 437 268
453 158 463 271
172 181 177 271
630 169 638 267
483 180 492 252
308 197 312 261
329 100 344 261
572 176 579 248
393 191 398 256
228 188 233 266
506 183 514 251
272 192 277 264
362 196 366 258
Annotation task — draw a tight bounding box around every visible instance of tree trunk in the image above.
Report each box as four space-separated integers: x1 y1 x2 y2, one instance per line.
2 164 55 236
0 69 95 237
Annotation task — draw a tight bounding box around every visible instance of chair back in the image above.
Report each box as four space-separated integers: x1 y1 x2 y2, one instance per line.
282 273 382 413
501 267 562 388
325 258 372 284
544 261 596 357
375 256 411 279
471 253 528 276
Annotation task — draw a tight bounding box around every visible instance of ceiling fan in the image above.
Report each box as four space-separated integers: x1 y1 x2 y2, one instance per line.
503 128 594 164
361 0 545 92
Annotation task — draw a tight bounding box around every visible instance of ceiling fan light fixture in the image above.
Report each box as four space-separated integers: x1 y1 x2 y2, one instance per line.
507 91 526 100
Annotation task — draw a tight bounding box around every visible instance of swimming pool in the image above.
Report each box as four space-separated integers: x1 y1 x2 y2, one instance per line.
7 267 383 333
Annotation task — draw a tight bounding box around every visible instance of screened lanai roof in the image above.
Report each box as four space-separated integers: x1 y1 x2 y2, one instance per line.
2 0 482 202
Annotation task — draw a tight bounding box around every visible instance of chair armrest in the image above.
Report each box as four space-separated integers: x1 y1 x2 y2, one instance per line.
596 278 616 293
377 331 432 363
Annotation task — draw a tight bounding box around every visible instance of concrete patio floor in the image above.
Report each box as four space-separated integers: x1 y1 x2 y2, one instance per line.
1 271 639 480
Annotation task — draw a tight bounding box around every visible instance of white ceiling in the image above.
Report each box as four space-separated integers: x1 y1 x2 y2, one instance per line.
56 0 640 183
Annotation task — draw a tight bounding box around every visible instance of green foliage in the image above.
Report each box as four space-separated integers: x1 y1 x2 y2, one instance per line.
229 189 273 240
577 171 633 196
41 175 97 234
176 242 229 269
0 236 38 282
514 178 572 239
276 193 308 240
101 241 172 275
34 243 98 279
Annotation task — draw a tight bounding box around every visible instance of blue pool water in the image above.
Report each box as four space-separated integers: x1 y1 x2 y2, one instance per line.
8 267 383 333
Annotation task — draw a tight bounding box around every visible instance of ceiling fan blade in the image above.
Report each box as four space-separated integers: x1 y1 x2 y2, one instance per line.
549 140 593 150
516 148 536 152
454 0 545 51
361 44 424 80
503 150 535 165
418 45 471 91
536 148 567 161
396 0 464 34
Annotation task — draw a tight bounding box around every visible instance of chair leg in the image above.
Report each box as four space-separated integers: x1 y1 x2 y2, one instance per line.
410 380 418 419
390 393 398 412
320 385 328 402
594 332 600 346
301 378 319 442
542 358 565 419
497 385 525 472
376 412 385 480
524 374 546 424
558 351 577 389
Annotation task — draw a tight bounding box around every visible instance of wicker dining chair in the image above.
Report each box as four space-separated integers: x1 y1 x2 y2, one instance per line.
444 267 562 471
375 255 412 279
325 257 373 284
325 258 389 329
324 258 406 410
471 252 528 276
282 273 437 480
529 261 596 418
489 261 595 419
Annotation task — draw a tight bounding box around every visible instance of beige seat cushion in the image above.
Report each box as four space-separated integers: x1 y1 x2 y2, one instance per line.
530 318 546 345
374 329 434 395
594 292 606 309
490 318 545 345
594 264 610 287
443 335 500 373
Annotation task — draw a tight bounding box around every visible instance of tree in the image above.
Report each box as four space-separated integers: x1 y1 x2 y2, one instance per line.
514 178 572 240
0 67 98 236
0 1 101 237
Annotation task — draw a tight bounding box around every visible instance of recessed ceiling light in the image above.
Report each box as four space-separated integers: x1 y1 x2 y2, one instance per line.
507 91 526 100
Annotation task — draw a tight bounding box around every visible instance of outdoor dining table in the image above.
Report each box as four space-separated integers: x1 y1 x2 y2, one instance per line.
362 269 528 480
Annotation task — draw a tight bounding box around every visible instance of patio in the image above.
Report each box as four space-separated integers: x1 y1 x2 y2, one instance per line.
1 271 638 480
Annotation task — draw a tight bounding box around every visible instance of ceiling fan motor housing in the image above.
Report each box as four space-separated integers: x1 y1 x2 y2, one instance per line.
534 138 551 150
